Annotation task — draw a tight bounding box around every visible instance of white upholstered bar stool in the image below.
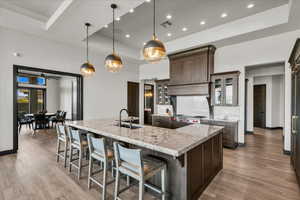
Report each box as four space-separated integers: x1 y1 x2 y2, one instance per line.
87 134 115 200
56 124 69 168
113 142 167 200
68 127 89 180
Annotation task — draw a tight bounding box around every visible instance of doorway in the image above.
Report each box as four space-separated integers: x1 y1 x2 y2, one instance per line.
13 65 83 152
127 81 139 117
254 85 266 128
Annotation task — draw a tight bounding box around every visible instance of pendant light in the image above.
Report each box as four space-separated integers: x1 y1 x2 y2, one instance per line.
143 0 166 63
105 4 123 73
80 23 95 77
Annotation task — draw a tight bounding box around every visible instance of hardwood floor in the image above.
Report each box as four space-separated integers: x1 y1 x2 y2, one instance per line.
0 127 299 200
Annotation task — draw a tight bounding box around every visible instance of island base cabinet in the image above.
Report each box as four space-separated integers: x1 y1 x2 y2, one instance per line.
145 132 223 200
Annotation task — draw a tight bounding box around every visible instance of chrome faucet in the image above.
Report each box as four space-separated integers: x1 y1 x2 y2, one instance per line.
119 109 133 129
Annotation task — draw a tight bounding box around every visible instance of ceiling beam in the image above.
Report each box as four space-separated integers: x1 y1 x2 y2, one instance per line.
45 0 74 30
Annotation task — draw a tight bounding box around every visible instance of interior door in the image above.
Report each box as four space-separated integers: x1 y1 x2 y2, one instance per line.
127 82 139 117
254 85 266 128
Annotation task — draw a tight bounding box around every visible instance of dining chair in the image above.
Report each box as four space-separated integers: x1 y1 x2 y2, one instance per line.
68 127 89 180
113 142 167 200
87 134 115 200
56 124 69 167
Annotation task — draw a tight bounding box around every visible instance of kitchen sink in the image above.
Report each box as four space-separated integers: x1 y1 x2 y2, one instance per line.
114 123 143 129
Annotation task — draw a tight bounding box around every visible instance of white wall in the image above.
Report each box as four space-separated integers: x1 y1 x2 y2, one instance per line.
59 77 74 120
46 79 60 113
0 27 139 152
139 59 169 80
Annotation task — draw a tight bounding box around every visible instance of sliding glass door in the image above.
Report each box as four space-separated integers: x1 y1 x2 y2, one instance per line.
17 88 46 114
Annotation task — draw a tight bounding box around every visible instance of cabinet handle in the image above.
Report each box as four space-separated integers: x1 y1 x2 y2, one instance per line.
292 115 298 134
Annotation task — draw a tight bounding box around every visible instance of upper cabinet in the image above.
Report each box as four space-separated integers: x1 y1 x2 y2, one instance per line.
211 71 240 106
169 46 216 85
168 45 216 96
156 79 170 105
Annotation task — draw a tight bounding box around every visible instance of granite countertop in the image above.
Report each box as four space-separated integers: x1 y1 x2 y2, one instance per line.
201 117 239 123
66 119 223 157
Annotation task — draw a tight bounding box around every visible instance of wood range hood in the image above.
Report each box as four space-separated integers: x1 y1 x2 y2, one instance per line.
167 45 216 96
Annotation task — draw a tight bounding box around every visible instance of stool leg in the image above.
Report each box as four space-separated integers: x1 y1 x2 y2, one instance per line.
56 140 60 162
88 157 93 189
69 146 73 173
161 167 166 200
102 161 107 200
64 140 68 168
114 170 120 200
139 179 144 200
78 149 82 180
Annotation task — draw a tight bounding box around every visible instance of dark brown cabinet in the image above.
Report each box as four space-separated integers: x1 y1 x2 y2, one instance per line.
200 119 238 149
289 39 300 185
155 79 170 105
211 71 240 106
168 46 216 96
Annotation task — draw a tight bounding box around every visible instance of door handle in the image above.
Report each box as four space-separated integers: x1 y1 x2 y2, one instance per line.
292 115 298 134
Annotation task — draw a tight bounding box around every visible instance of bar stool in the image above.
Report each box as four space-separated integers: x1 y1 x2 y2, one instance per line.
113 142 167 200
68 127 89 180
56 124 69 168
87 134 116 200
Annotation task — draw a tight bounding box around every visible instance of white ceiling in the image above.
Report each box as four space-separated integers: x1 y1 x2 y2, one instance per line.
95 0 289 50
0 0 299 62
0 0 64 21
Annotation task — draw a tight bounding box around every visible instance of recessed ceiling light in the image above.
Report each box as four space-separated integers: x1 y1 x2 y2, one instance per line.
116 17 121 21
166 14 172 20
182 27 188 32
104 24 108 28
167 33 172 37
247 3 255 8
200 21 206 25
221 13 228 18
129 8 134 13
125 34 130 38
145 0 151 2
143 42 146 45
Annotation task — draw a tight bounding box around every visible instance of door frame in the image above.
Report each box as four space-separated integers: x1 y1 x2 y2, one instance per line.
13 65 84 152
253 84 267 128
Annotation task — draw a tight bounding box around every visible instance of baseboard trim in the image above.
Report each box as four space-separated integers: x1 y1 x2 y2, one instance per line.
0 149 17 156
265 127 284 130
283 150 291 155
238 143 246 147
245 131 254 134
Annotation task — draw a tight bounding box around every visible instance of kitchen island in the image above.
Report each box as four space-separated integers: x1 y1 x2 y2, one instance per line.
67 119 223 200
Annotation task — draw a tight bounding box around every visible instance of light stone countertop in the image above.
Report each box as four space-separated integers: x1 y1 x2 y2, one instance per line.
66 119 224 157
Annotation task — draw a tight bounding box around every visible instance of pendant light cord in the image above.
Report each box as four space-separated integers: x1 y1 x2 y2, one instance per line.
86 24 89 63
153 0 156 38
113 7 115 53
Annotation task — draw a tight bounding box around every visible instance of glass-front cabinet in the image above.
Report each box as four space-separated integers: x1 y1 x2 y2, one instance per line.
156 79 170 105
211 71 240 106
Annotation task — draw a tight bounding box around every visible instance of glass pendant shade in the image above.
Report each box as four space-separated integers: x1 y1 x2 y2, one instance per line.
80 62 95 77
105 4 123 73
104 53 123 73
81 23 95 77
143 35 166 63
143 0 166 63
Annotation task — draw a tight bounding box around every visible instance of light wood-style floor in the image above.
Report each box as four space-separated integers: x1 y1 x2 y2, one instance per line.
0 128 299 200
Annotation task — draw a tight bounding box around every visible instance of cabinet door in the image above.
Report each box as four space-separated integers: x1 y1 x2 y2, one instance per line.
212 77 224 105
224 76 238 106
169 58 184 85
